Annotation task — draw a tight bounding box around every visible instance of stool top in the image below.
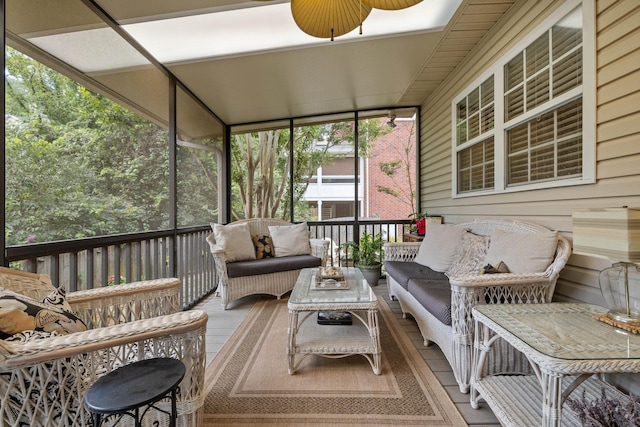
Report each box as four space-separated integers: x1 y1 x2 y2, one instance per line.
84 358 186 414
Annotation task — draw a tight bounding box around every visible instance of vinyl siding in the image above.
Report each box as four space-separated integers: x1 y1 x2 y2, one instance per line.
418 0 640 305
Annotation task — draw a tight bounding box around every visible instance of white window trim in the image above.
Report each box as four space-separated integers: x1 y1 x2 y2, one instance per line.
452 0 595 198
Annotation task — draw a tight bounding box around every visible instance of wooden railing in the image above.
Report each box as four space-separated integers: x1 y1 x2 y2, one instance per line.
6 219 412 309
5 227 216 309
307 219 411 266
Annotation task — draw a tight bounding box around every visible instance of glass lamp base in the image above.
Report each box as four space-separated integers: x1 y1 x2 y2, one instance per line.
599 262 640 324
606 308 640 325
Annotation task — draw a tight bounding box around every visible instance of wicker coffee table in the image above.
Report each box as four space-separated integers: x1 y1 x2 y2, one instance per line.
287 267 381 375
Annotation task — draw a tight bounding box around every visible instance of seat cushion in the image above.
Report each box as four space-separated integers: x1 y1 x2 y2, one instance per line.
226 255 322 278
384 261 448 291
407 279 452 326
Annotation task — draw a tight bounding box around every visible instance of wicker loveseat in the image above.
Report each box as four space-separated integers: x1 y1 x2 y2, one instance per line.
383 219 571 393
207 218 330 309
0 267 207 426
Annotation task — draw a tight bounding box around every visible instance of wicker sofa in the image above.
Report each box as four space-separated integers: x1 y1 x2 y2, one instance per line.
383 219 571 393
0 267 207 426
207 218 330 309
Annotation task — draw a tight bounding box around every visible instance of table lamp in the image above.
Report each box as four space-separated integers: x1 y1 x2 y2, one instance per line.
572 207 640 325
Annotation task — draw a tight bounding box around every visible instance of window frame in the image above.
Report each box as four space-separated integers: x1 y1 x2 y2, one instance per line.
451 0 595 198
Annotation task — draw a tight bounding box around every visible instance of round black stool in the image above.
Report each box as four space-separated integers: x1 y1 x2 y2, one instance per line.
84 358 186 427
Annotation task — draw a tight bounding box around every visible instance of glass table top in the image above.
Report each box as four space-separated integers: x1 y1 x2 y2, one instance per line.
474 303 640 361
289 267 377 306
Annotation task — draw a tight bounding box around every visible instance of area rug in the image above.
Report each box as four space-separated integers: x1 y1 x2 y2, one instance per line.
202 296 467 426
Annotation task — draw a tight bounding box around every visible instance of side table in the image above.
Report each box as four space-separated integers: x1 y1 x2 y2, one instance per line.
84 357 186 427
471 303 640 427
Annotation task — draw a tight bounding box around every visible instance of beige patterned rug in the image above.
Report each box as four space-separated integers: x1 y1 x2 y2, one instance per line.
202 296 467 426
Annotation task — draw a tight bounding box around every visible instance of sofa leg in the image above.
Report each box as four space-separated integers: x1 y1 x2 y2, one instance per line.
452 343 472 394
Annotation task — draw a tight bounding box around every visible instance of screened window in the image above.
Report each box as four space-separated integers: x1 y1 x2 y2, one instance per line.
453 1 592 197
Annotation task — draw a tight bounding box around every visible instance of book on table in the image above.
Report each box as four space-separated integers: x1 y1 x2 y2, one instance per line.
317 311 352 325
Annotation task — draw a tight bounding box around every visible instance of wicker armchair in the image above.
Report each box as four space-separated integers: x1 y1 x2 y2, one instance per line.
383 219 572 393
0 267 207 426
207 218 330 309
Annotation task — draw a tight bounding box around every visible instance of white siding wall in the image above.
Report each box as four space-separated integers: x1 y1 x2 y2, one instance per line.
419 0 640 304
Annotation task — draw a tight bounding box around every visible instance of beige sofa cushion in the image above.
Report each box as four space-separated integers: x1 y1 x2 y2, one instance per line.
484 229 558 273
212 222 256 262
414 224 466 273
268 222 311 257
446 232 490 276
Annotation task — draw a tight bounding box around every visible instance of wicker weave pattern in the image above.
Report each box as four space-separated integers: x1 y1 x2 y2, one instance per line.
68 278 181 328
382 219 572 393
0 267 207 427
207 219 330 309
471 304 640 426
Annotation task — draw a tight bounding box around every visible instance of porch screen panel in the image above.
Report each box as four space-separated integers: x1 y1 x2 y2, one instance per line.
230 122 291 221
293 115 356 222
176 87 224 227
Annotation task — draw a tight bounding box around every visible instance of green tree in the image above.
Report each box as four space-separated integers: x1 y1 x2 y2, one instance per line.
177 143 221 226
4 47 172 244
230 119 387 221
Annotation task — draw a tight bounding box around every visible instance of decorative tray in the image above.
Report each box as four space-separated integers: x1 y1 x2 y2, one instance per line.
311 274 349 290
318 267 345 280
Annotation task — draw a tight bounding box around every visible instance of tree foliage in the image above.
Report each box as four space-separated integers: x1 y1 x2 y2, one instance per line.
4 48 174 245
230 120 389 221
5 47 400 246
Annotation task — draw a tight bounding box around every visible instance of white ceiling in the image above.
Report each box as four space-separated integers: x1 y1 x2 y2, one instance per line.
97 0 461 125
6 0 517 126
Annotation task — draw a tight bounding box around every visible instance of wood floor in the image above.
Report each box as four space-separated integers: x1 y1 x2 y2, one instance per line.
194 280 501 426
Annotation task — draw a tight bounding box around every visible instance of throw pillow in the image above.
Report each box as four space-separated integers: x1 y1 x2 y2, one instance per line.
484 229 558 273
268 222 311 257
0 289 87 339
252 234 274 259
211 222 257 263
42 286 73 311
446 232 490 276
413 224 467 273
3 329 58 342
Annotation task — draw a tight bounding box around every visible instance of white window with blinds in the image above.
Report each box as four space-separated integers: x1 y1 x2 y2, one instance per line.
452 0 594 197
455 77 495 193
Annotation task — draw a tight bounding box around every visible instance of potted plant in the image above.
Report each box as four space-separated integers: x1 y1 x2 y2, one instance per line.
337 231 384 287
408 212 442 236
408 212 428 235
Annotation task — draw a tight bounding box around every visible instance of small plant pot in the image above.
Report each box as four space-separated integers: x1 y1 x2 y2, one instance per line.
356 263 382 287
